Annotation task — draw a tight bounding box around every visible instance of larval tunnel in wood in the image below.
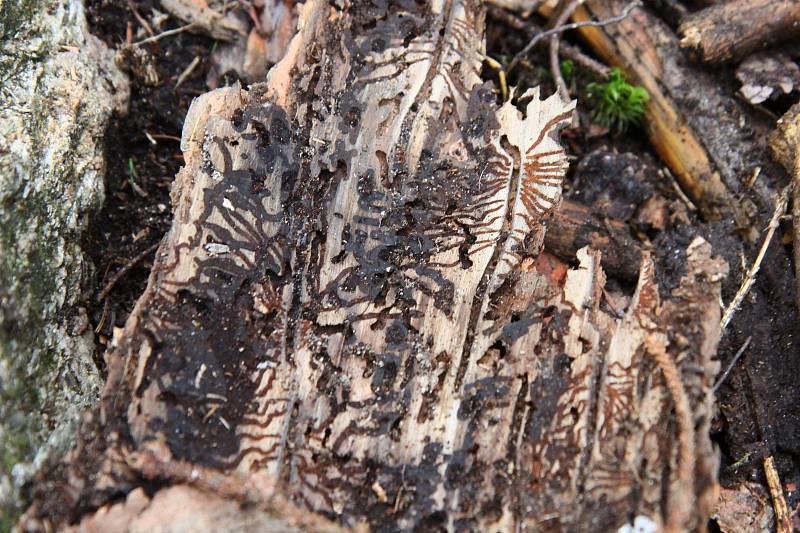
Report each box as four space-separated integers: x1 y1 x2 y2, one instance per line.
24 1 726 531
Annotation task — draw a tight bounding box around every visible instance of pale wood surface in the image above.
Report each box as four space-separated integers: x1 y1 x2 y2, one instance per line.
23 1 727 531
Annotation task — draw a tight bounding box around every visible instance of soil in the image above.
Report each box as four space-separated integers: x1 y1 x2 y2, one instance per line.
77 0 799 527
83 0 220 373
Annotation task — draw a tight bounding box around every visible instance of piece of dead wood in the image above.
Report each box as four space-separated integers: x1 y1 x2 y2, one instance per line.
768 102 800 316
679 0 800 65
23 1 728 531
207 2 298 86
160 0 248 42
713 481 775 533
737 53 800 106
763 455 793 533
63 444 359 533
544 199 642 280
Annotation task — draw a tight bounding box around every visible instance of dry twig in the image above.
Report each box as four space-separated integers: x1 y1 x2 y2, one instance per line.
720 184 792 331
712 336 751 393
96 242 161 302
548 0 582 101
175 56 202 88
507 0 642 76
130 5 155 36
134 22 197 46
763 455 792 533
488 6 610 79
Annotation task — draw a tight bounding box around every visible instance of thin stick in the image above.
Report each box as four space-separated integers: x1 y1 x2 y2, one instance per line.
96 242 160 302
712 336 751 392
550 38 568 100
549 0 581 101
488 6 610 79
175 56 202 89
763 455 792 533
130 4 155 36
663 167 697 211
645 335 695 533
559 44 610 79
148 133 182 142
134 22 196 46
720 184 792 331
507 0 642 75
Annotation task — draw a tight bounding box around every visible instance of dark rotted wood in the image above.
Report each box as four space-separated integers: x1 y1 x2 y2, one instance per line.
22 1 728 531
544 199 642 281
679 0 800 65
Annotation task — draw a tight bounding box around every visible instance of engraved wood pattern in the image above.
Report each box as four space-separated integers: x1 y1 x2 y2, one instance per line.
24 1 727 531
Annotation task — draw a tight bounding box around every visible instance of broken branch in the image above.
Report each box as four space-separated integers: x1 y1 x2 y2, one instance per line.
720 184 791 332
679 0 800 65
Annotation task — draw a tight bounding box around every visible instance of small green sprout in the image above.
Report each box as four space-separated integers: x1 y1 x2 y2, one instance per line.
127 157 138 184
586 67 649 133
559 59 574 79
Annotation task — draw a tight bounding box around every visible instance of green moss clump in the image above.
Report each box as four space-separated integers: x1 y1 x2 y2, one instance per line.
586 67 649 133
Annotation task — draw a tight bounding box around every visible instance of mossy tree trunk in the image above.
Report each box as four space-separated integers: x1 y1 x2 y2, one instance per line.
0 0 127 526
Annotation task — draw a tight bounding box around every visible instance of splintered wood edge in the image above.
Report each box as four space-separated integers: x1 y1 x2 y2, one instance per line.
22 1 730 531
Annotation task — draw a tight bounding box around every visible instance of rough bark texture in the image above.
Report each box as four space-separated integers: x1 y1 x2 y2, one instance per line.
23 1 727 531
679 0 800 65
0 0 128 525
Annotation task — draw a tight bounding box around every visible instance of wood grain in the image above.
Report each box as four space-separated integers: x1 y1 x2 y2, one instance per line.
23 1 727 531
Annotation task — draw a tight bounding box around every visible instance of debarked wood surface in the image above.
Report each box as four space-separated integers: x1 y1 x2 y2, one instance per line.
24 1 728 532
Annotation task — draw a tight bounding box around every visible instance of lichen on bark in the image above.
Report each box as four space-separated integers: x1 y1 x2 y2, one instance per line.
0 0 128 525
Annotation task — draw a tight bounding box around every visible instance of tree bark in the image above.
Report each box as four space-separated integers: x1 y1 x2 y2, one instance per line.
23 1 727 531
0 0 128 525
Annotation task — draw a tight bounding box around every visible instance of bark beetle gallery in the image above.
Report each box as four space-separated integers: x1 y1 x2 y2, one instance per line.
24 1 727 531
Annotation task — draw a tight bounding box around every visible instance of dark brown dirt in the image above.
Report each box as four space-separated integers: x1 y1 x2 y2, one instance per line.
83 0 224 374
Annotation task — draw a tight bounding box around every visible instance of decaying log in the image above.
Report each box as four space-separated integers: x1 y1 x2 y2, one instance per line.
679 0 800 65
23 1 728 531
544 199 642 280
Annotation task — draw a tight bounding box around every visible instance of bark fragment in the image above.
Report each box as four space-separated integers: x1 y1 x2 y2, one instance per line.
679 0 800 65
23 1 728 531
